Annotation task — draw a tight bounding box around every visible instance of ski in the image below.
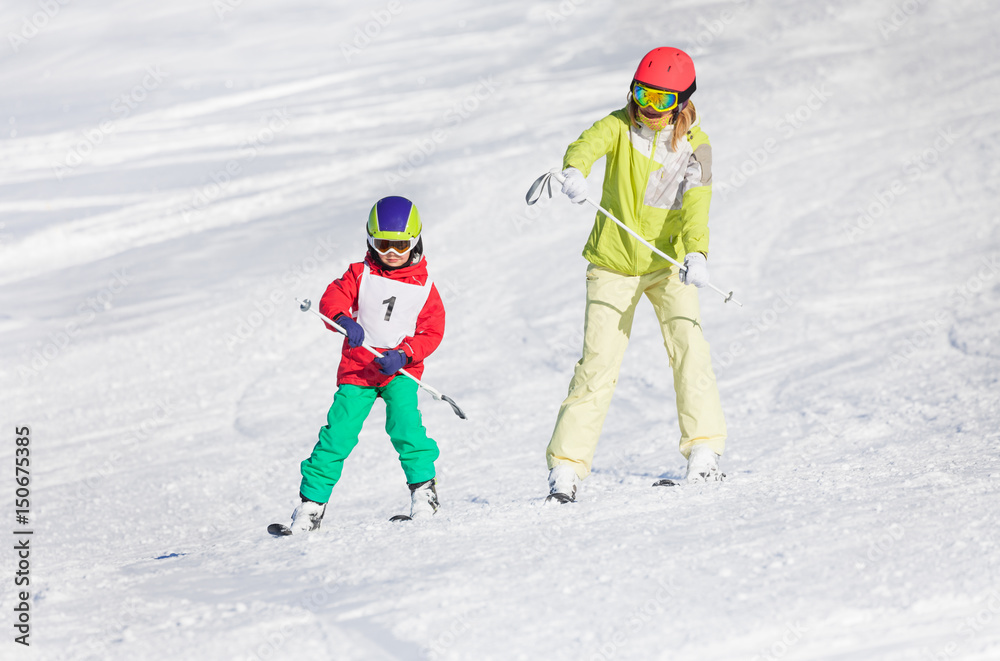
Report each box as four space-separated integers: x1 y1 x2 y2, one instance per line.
269 515 414 531
652 479 681 487
267 523 293 536
652 472 726 487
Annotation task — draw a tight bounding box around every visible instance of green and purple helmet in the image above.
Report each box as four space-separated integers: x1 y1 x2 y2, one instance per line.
365 196 424 266
367 196 422 241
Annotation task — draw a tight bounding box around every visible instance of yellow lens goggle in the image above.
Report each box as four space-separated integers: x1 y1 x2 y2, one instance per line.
632 83 680 113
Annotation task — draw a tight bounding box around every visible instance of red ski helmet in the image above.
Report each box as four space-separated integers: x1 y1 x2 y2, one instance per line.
632 47 697 104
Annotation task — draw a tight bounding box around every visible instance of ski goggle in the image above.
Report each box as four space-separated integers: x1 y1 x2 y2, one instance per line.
632 82 680 113
368 235 419 256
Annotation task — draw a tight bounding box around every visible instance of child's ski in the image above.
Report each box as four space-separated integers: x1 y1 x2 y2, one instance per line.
269 516 414 532
267 523 293 536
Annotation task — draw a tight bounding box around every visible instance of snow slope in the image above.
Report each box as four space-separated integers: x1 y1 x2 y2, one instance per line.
2 0 999 659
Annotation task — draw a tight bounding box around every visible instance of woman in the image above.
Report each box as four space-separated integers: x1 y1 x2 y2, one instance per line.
546 47 727 502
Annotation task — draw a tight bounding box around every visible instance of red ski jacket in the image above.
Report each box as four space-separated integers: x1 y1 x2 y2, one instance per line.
319 254 445 388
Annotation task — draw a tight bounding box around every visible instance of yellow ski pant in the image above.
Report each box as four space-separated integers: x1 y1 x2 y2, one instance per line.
546 264 727 479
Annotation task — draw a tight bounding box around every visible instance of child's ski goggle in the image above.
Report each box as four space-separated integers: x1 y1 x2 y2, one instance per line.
632 82 680 113
368 235 419 256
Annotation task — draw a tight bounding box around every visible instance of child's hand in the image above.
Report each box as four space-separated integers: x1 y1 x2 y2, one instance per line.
335 315 365 348
375 349 408 375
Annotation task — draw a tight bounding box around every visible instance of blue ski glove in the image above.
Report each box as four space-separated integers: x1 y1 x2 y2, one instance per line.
334 314 365 348
375 349 409 375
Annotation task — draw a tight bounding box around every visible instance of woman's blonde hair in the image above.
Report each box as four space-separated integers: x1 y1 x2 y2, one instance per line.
627 95 697 152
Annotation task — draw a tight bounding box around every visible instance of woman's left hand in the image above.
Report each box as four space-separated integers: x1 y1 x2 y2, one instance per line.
681 252 710 287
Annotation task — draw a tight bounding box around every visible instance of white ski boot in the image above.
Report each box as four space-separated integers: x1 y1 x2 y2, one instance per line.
408 479 439 520
289 499 326 533
546 464 580 503
685 445 724 483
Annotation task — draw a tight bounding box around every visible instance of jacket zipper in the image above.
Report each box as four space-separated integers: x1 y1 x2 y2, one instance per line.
635 128 659 276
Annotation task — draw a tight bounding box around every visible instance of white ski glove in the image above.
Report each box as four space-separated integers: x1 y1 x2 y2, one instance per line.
560 167 589 204
680 252 710 288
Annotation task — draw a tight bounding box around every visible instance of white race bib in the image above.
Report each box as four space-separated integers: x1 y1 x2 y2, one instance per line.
356 265 433 349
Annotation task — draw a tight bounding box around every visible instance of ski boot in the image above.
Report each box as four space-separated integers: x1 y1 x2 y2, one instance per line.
684 445 724 483
289 497 327 533
407 479 439 520
546 464 579 503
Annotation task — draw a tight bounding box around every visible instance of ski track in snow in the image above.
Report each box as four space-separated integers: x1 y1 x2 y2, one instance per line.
1 1 1000 659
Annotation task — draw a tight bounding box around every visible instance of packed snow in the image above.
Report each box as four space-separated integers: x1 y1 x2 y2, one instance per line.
1 0 999 659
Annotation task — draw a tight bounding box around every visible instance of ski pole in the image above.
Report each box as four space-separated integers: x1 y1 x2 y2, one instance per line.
528 169 743 307
295 297 467 420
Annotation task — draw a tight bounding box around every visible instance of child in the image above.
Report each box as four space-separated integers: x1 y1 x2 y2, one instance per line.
546 47 727 502
288 195 446 532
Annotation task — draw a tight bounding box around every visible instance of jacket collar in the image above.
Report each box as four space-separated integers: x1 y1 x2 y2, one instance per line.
364 254 428 279
627 106 701 142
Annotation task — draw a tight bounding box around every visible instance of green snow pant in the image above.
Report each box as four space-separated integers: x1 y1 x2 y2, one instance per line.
299 377 438 504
